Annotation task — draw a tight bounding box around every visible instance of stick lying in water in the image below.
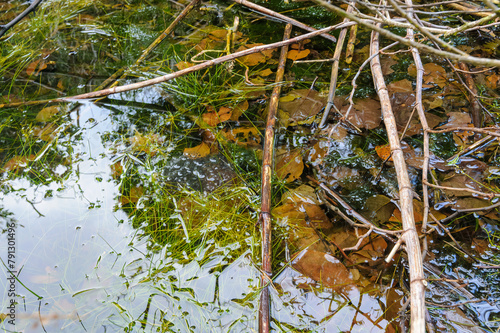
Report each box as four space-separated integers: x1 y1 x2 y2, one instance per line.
0 22 354 109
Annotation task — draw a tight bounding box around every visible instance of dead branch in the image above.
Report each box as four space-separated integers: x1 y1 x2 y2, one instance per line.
231 0 337 43
319 2 354 128
259 23 292 333
0 23 352 109
313 0 500 68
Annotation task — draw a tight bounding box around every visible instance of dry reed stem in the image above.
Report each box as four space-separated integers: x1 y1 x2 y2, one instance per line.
259 23 292 333
370 20 426 333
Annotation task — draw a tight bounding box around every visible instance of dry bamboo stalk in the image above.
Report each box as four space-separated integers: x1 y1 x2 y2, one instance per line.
370 23 426 333
0 24 349 109
312 0 500 68
403 0 431 236
318 2 354 128
96 0 201 91
231 0 337 43
259 23 292 333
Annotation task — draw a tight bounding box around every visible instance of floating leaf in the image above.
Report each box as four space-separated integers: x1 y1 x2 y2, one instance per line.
387 79 413 93
183 142 210 159
36 106 60 122
390 199 424 223
308 140 329 165
275 149 304 182
287 49 310 61
423 63 448 88
375 144 392 161
292 249 356 292
282 184 320 205
437 112 472 129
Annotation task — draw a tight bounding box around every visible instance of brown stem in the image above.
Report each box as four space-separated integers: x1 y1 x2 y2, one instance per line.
259 23 292 333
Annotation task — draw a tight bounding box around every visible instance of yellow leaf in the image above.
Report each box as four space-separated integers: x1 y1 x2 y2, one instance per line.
183 142 210 159
287 49 310 61
258 68 273 77
175 61 194 70
36 106 60 122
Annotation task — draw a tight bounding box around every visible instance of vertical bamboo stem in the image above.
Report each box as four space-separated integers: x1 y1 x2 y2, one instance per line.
259 23 292 333
370 25 426 333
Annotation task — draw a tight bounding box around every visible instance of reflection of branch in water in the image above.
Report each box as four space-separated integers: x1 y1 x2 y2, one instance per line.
25 198 45 217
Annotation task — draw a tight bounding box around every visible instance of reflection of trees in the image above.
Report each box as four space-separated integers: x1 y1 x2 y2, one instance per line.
0 110 77 188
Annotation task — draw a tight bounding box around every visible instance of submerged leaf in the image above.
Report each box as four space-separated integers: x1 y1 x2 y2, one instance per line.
287 49 310 61
292 249 356 292
36 106 60 122
279 89 326 126
184 142 210 159
275 149 304 182
340 98 381 129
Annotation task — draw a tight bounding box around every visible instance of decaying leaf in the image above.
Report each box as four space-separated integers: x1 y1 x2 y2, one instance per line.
235 43 275 66
203 106 232 126
350 236 387 266
32 123 58 141
183 142 211 159
273 201 331 230
129 131 163 156
362 195 395 225
292 249 356 292
281 184 320 205
279 89 327 126
230 100 249 121
275 149 304 182
1 155 36 172
340 98 381 130
36 106 60 122
221 126 261 147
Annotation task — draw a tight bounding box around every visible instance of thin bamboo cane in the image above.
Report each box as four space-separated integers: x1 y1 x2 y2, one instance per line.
259 23 292 333
370 24 426 333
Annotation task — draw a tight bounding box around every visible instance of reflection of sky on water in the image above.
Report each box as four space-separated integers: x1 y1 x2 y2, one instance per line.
0 99 261 332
